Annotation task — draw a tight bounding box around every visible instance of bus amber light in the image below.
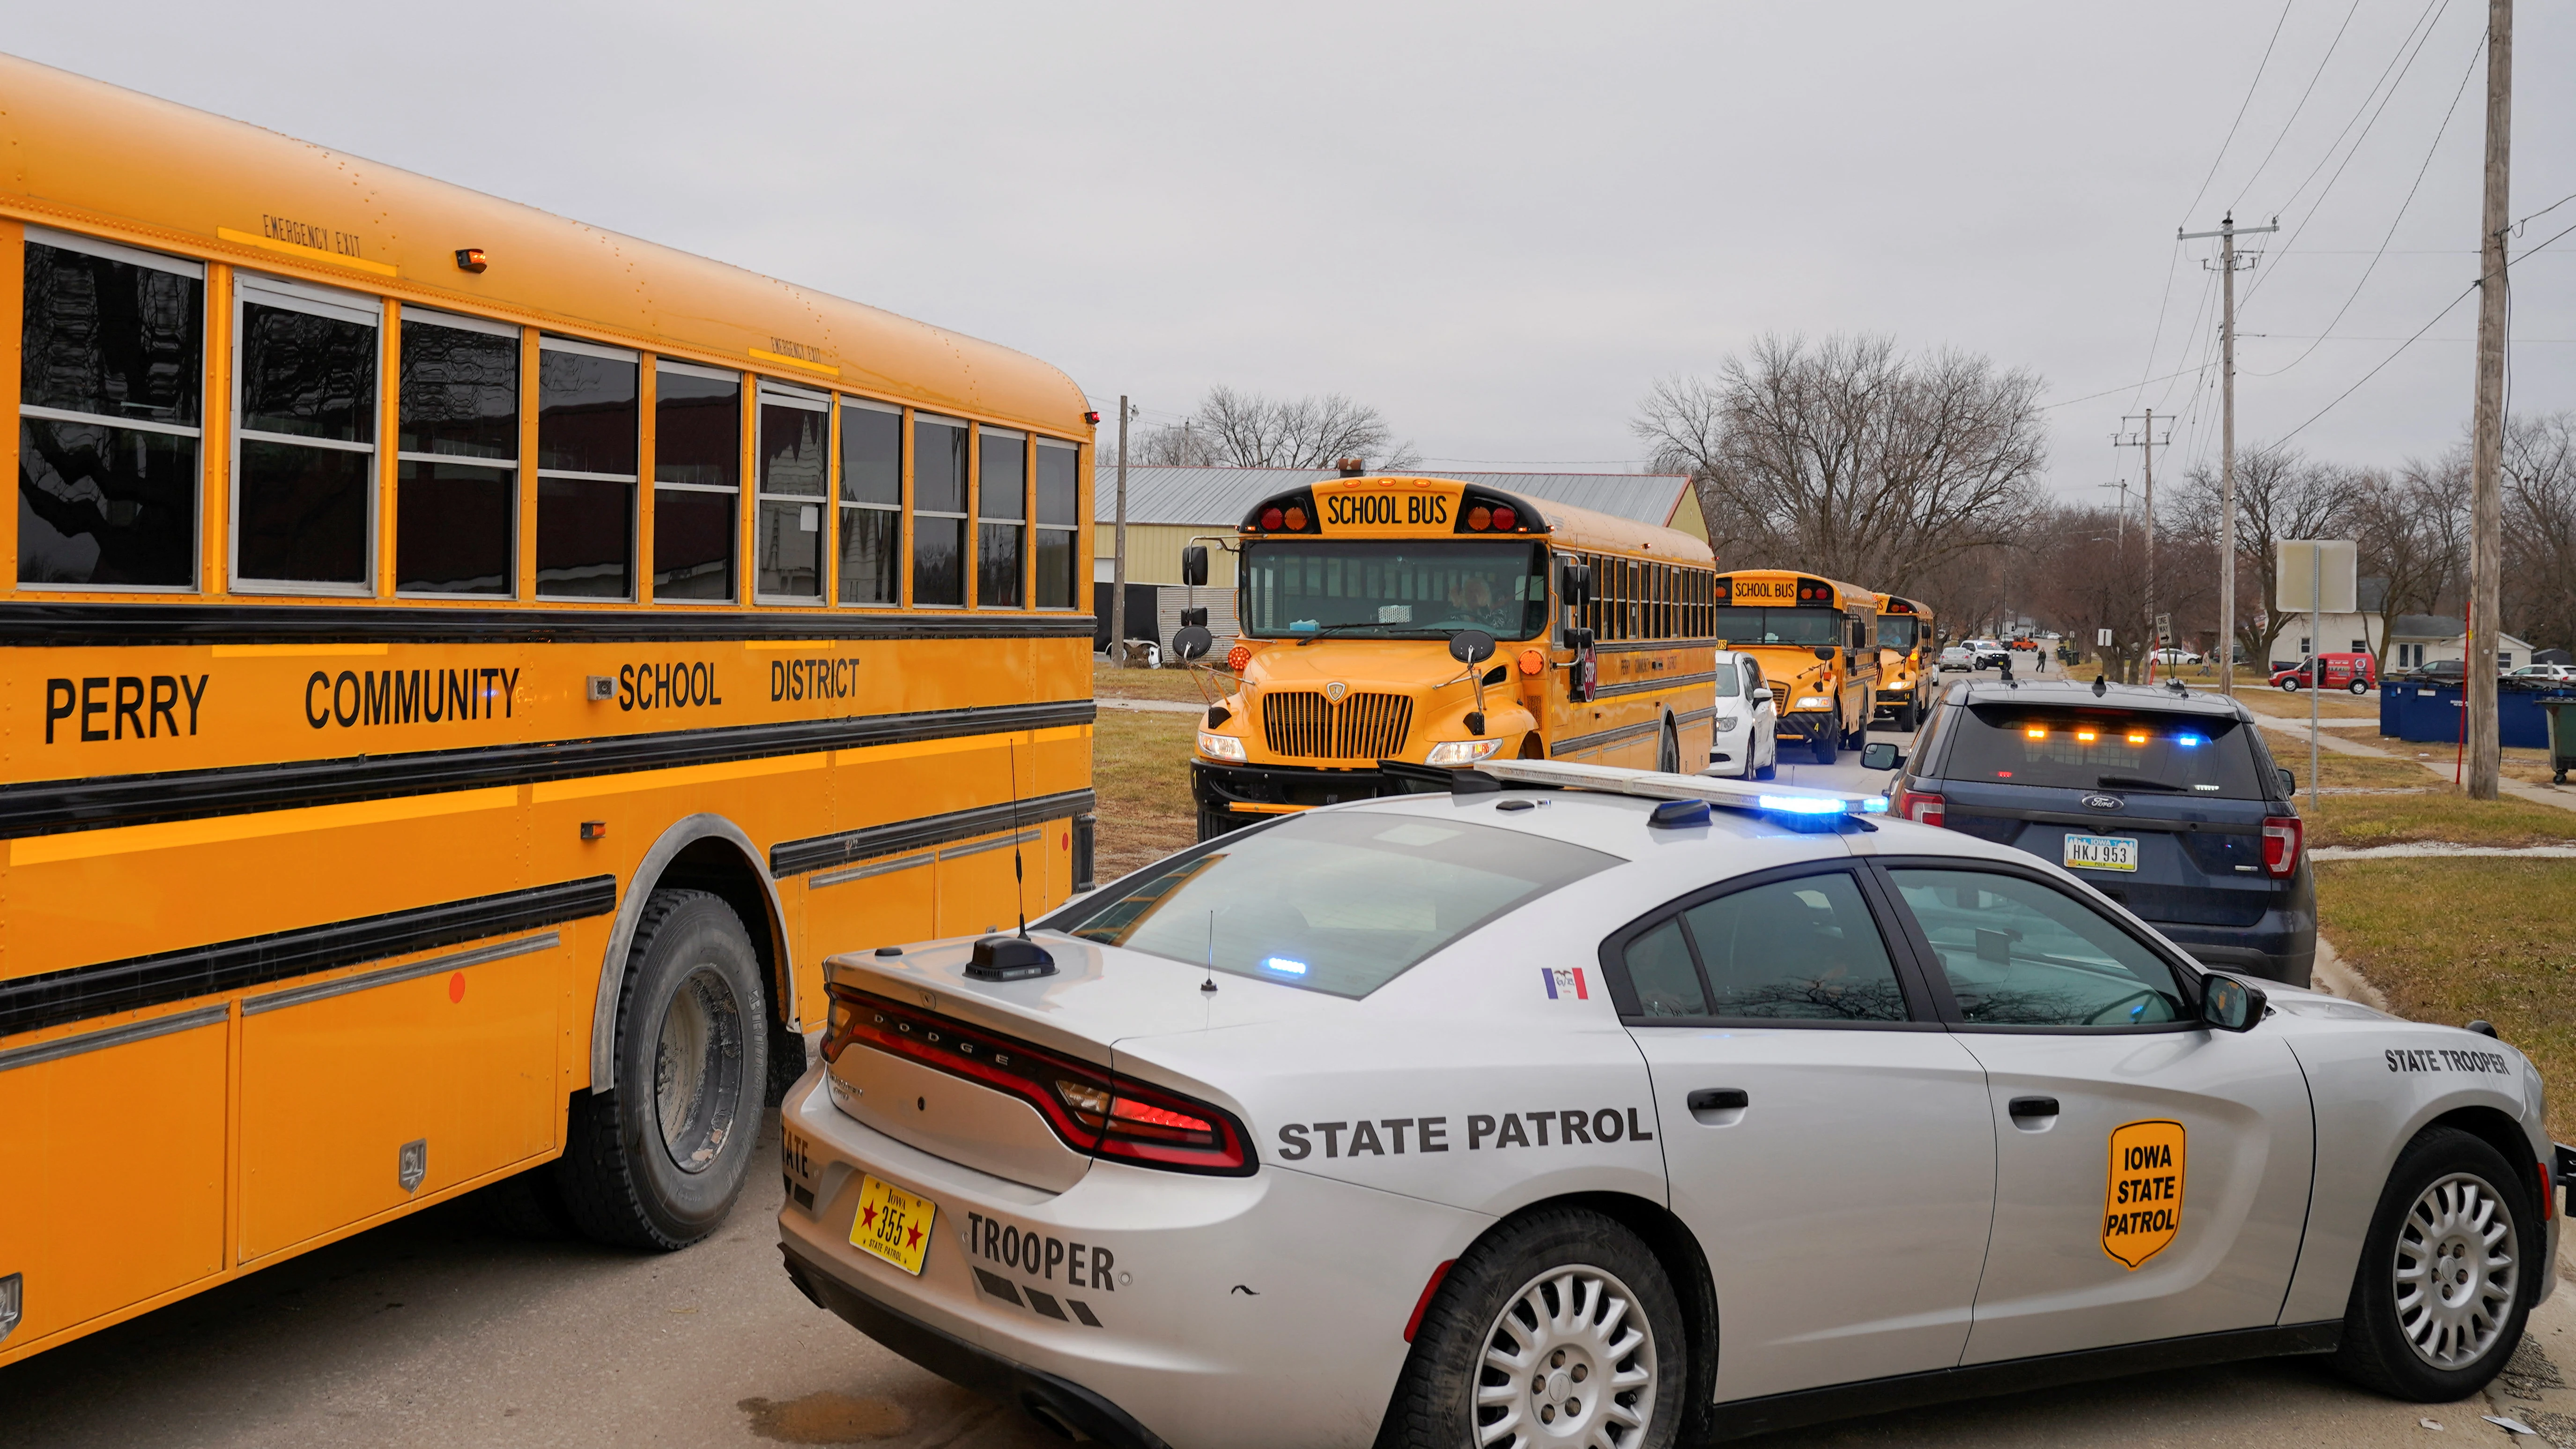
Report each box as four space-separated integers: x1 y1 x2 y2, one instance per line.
1467 506 1492 531
1517 648 1544 676
1227 643 1252 672
1284 505 1308 531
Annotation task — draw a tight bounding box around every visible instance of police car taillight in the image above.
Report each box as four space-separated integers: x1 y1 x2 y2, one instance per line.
2261 815 2302 878
832 987 1255 1176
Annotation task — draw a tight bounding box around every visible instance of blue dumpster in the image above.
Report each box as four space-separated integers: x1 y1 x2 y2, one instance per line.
2379 683 2575 749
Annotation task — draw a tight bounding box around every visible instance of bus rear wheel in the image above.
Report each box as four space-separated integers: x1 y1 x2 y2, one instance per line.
1656 722 1680 774
555 888 769 1251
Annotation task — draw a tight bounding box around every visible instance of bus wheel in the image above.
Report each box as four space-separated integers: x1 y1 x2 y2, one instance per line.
1811 729 1838 765
555 888 769 1251
1891 701 1917 732
1656 722 1680 774
1198 806 1245 842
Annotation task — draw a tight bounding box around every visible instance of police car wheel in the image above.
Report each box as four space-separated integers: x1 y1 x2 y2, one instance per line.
554 888 769 1251
1382 1208 1683 1449
2331 1126 2536 1401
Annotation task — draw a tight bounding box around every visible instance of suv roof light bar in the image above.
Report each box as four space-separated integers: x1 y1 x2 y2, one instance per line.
1472 759 1889 822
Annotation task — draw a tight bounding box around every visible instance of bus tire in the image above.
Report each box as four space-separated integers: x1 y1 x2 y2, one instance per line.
1811 729 1837 765
1198 806 1245 843
554 888 769 1251
1656 722 1680 774
1890 702 1917 732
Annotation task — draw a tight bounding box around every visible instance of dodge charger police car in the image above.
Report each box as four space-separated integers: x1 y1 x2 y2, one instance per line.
775 761 2560 1449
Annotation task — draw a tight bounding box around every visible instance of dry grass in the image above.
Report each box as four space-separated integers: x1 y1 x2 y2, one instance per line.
1093 660 1235 704
2231 686 2382 720
2306 788 2576 849
2303 751 2441 791
1090 708 1199 878
2317 858 2576 1140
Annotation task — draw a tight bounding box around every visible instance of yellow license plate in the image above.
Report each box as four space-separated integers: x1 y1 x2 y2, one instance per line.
849 1174 938 1275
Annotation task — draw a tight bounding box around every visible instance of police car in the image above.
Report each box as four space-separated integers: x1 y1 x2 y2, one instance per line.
775 760 2561 1449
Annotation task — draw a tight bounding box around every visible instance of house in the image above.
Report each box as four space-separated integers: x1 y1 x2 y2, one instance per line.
1089 466 1707 651
2275 577 2389 664
2385 614 2536 673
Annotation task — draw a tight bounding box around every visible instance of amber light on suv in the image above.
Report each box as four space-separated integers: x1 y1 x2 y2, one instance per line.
821 987 1256 1175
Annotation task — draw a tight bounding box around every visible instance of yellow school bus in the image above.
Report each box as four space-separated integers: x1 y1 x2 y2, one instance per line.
1873 593 1935 731
1190 471 1715 836
0 56 1096 1365
1710 570 1880 764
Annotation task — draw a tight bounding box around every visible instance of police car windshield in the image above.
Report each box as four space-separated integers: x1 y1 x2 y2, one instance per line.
1947 705 2267 798
1065 812 1617 998
1713 606 1837 647
1241 540 1550 641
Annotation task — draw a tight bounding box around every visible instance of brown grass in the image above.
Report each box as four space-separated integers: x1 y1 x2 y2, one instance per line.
2303 751 2441 791
1093 660 1234 704
2306 788 2576 850
2231 686 2382 720
1090 708 1199 878
2317 858 2576 1140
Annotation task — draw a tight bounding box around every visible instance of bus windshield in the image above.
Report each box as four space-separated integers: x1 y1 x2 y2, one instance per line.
1241 540 1551 640
1877 617 1923 650
1713 606 1839 647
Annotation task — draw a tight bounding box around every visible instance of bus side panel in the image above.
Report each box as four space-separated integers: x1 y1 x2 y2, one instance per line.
0 1017 227 1352
802 863 934 976
936 846 1023 939
237 946 558 1262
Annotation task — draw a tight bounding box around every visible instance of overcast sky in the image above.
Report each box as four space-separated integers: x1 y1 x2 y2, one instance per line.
14 1 2570 501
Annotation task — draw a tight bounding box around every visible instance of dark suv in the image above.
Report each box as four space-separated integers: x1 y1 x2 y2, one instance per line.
1863 678 2315 985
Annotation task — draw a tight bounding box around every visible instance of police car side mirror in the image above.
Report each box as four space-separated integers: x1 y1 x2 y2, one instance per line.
1860 742 1904 772
1449 630 1496 665
1181 546 1209 588
2201 974 2265 1033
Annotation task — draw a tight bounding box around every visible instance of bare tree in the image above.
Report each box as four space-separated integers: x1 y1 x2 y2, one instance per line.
2351 458 2468 676
1631 334 2047 594
2502 411 2576 655
1121 386 1419 470
2174 445 2358 670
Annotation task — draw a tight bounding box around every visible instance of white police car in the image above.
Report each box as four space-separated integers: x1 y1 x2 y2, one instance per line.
775 761 2561 1449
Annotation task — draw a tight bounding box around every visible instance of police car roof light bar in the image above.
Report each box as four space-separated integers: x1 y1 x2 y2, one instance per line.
1472 759 1889 820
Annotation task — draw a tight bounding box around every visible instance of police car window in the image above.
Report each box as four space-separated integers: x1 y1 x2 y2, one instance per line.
1623 918 1710 1017
1675 872 1909 1021
1887 868 2186 1028
1065 812 1616 998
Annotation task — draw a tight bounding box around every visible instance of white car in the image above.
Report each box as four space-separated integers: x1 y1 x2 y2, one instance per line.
1937 644 1977 673
777 762 2560 1449
1700 649 1777 781
2151 648 2204 665
2510 664 2576 684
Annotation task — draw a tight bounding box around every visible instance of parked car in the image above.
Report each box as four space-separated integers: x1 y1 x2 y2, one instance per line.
2149 648 2203 666
1701 648 1779 781
2396 659 2466 686
1937 644 1977 673
2509 663 2576 685
2008 637 2040 652
2272 653 2374 694
1961 638 2011 669
1867 678 2315 986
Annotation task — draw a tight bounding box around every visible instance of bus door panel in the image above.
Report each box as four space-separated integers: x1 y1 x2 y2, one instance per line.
237 943 558 1262
0 1013 227 1355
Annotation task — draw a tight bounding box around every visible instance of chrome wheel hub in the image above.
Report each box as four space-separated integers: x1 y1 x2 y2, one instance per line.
2393 1170 2518 1370
654 965 745 1175
1473 1264 1656 1448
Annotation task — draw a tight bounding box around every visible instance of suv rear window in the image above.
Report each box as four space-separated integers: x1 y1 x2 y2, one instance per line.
1944 705 2268 798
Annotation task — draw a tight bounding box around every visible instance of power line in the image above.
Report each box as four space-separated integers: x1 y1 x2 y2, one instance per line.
2041 362 2214 411
2180 0 2301 226
2230 0 2367 213
2267 0 2449 221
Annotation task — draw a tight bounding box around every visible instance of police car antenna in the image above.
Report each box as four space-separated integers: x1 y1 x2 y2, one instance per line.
1008 740 1028 939
1201 911 1218 994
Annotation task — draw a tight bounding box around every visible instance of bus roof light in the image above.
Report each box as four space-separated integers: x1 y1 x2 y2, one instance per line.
1260 507 1284 531
1466 505 1491 531
454 247 487 273
1493 505 1517 531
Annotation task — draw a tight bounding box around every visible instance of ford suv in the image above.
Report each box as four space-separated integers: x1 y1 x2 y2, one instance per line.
1862 678 2315 985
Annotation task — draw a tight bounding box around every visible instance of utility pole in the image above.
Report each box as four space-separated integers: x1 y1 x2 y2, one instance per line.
2465 0 2513 800
1111 396 1132 668
2181 212 2276 694
2097 479 2131 549
2114 409 2173 679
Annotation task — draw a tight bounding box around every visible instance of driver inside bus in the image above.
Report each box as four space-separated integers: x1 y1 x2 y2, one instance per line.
1444 574 1512 631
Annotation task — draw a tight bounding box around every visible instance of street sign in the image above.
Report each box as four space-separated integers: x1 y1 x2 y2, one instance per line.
2097 628 2113 647
2277 541 2358 614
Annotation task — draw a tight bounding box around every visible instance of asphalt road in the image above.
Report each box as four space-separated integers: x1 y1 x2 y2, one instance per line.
14 656 2561 1449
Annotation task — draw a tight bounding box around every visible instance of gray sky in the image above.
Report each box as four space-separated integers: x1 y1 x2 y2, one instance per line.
15 1 2570 501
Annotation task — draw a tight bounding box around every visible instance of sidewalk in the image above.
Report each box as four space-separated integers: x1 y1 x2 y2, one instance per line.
2247 712 2576 815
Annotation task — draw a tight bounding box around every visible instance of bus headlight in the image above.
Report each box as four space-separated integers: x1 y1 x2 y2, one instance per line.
1425 739 1505 766
1794 696 1830 709
1198 731 1247 762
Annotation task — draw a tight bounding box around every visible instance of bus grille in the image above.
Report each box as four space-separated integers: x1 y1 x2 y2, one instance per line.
1262 692 1414 761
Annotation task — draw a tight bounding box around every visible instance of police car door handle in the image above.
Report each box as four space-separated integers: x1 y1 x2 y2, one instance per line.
2008 1095 2059 1120
1688 1088 1749 1113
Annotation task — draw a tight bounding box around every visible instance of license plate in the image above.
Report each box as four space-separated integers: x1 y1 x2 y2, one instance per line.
849 1174 938 1275
2064 834 2139 872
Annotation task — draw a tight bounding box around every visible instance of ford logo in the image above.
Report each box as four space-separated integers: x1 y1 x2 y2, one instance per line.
2082 794 2124 812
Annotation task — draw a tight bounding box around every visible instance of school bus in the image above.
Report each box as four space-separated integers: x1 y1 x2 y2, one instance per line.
1873 593 1935 731
1710 570 1880 764
0 56 1097 1366
1189 471 1716 837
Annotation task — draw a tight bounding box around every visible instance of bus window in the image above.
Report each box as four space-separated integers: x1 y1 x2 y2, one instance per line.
913 414 968 606
653 359 740 602
757 382 830 600
235 274 379 591
536 337 639 599
838 398 902 606
396 308 518 597
1035 440 1081 609
977 427 1025 608
1712 606 1839 647
1877 615 1922 651
1239 540 1549 640
20 229 205 589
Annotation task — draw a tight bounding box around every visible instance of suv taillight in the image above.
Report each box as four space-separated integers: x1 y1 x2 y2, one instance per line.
2261 815 2303 878
825 987 1255 1175
1897 789 1945 827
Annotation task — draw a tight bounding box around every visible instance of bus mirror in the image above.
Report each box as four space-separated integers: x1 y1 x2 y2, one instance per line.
1172 625 1214 661
1181 546 1209 588
1813 646 1836 662
1180 607 1208 628
1449 630 1497 665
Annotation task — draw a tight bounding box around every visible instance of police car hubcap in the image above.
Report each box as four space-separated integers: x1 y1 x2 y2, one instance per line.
1474 1265 1655 1447
2393 1171 2517 1370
